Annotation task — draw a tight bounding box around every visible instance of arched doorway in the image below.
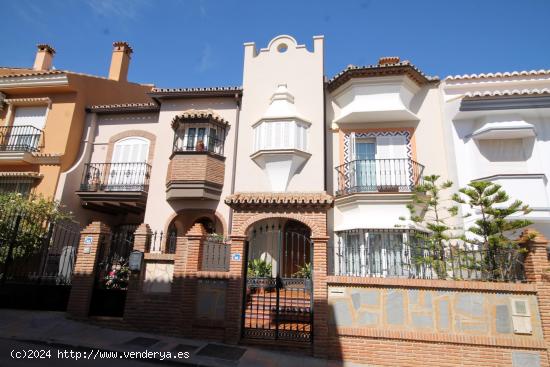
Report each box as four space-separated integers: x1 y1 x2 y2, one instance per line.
242 218 313 343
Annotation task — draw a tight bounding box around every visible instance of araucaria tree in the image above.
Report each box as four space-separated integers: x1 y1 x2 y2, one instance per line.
400 174 460 279
452 181 533 280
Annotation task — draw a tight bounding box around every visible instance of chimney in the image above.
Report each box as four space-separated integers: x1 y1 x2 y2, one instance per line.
33 44 55 71
108 41 133 82
378 56 400 66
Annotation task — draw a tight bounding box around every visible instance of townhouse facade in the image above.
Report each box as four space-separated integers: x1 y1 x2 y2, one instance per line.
2 35 550 367
0 42 153 200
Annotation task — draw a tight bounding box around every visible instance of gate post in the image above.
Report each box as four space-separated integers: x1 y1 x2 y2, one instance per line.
225 235 246 344
67 222 111 319
311 236 329 358
124 223 151 324
180 223 206 337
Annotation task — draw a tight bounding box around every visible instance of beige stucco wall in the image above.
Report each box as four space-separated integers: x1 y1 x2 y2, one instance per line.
233 35 325 193
0 73 152 202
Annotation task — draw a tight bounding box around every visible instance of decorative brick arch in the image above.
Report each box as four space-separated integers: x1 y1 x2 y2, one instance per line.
163 208 228 237
106 130 157 165
235 213 323 238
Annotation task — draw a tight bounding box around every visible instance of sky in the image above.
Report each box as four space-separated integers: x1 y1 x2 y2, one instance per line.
1 0 549 88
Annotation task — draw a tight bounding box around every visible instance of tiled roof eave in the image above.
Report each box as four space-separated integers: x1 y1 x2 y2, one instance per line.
149 86 242 99
86 102 159 114
327 63 439 92
225 192 334 209
446 69 550 81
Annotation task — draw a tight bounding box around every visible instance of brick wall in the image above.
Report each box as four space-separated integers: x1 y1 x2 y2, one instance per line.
67 222 111 319
166 153 225 187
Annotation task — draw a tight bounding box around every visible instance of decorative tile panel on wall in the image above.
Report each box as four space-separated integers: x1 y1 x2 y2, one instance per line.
327 286 543 339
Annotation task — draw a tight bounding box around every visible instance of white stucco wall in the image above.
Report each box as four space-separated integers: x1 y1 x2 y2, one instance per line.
443 74 550 238
234 35 325 193
328 82 457 233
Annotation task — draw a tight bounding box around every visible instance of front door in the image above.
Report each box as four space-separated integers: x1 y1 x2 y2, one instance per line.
242 221 313 343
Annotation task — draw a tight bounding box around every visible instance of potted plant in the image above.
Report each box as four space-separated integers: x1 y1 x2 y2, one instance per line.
247 259 273 294
196 139 205 151
292 262 312 289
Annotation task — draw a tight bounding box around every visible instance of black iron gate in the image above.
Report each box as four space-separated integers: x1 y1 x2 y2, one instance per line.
89 225 136 317
0 211 80 311
242 222 313 342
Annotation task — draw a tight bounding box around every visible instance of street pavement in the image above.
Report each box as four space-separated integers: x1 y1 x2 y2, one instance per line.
0 309 369 367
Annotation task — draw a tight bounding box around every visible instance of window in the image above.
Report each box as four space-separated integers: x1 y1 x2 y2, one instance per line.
254 120 308 152
0 178 33 196
4 106 47 151
334 229 411 277
107 137 150 191
173 124 224 155
347 133 411 192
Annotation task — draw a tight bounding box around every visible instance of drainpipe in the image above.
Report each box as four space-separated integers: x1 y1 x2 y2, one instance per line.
227 93 241 235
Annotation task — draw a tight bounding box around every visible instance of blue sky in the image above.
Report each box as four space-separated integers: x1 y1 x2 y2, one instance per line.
2 0 549 88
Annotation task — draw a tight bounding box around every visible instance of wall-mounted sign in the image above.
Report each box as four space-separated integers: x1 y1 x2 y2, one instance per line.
83 236 93 245
231 253 241 261
83 246 91 254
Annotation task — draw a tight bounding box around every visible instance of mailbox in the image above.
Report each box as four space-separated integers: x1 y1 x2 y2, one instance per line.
128 250 143 272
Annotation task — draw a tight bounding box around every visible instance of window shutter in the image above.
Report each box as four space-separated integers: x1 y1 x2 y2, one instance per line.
12 106 48 130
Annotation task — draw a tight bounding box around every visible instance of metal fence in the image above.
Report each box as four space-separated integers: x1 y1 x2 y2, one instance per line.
0 210 80 285
329 233 526 282
0 125 43 152
201 238 230 271
145 231 177 254
80 162 152 192
335 158 425 196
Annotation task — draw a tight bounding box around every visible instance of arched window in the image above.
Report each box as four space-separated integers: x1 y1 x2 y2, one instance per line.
107 137 150 191
112 137 149 164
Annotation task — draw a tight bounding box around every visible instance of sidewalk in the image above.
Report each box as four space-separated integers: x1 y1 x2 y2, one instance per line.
0 309 368 367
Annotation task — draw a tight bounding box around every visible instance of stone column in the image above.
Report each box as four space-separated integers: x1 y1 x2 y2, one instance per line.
67 222 111 319
312 236 329 358
180 223 206 337
522 229 550 362
224 235 246 344
124 223 152 324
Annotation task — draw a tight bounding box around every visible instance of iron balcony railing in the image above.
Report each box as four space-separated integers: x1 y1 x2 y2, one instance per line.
80 162 151 192
335 158 425 196
0 125 43 152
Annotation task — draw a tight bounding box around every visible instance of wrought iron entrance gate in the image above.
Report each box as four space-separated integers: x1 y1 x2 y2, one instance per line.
0 210 80 311
89 225 136 317
242 222 313 342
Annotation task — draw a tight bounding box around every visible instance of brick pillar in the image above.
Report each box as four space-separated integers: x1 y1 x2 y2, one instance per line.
522 229 550 361
312 236 329 358
124 223 152 324
225 235 246 344
67 222 111 319
132 223 152 252
180 223 206 337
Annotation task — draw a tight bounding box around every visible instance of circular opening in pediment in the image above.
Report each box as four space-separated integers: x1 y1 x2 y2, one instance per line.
277 43 288 53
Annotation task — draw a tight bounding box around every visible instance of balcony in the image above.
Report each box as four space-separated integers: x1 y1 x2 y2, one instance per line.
166 110 227 200
76 162 151 213
0 125 43 164
335 158 424 197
